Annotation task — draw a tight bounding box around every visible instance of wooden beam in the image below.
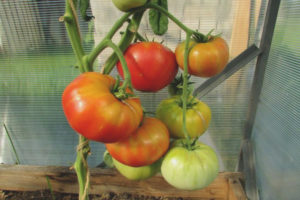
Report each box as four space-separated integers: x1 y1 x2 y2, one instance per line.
228 178 248 200
230 0 251 58
0 164 244 199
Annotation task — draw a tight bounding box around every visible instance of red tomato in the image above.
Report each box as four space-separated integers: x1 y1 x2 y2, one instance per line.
62 72 143 143
117 42 178 92
106 117 170 167
175 37 229 77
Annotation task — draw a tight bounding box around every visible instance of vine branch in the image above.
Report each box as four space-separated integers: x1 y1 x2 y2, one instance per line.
182 33 192 150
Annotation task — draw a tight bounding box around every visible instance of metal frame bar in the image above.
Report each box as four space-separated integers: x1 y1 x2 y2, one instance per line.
193 44 261 98
240 0 281 199
193 0 282 199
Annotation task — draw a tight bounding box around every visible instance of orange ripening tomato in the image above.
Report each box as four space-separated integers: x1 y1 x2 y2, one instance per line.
106 117 170 167
62 72 143 143
175 37 229 77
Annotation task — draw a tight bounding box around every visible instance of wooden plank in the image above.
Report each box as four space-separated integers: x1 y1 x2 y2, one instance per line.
228 178 248 200
229 0 251 58
0 164 243 199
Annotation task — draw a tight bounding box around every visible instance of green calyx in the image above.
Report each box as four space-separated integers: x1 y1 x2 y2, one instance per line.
111 76 135 100
175 95 199 109
172 138 200 151
168 74 194 96
192 29 219 43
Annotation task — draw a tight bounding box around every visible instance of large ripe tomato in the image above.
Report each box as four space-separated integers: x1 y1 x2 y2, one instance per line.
175 37 229 77
112 0 147 12
161 139 219 190
113 157 162 181
117 42 178 92
62 72 143 143
106 117 169 167
156 96 211 139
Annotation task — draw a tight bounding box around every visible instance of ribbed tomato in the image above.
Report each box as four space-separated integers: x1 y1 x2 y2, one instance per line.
175 37 229 77
62 72 143 143
156 96 211 139
117 42 178 92
106 117 169 167
161 139 219 190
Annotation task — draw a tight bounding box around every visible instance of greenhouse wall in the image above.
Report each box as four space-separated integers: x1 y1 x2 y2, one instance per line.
251 0 300 199
0 0 299 199
0 0 257 170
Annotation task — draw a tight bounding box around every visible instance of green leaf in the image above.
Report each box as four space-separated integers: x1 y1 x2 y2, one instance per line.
79 0 93 21
149 0 169 35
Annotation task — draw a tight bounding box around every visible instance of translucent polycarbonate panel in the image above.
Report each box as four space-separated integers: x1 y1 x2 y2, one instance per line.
251 0 300 199
201 62 256 170
1 0 260 170
0 0 103 166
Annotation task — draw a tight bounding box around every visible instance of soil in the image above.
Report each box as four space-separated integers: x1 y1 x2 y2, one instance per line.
0 190 184 200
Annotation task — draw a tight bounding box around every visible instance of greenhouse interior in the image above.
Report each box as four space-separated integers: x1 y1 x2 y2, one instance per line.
0 0 299 199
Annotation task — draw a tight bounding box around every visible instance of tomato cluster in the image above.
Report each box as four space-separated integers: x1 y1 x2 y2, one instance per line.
62 6 228 189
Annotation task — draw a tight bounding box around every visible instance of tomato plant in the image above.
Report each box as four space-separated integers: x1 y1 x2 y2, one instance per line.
106 117 170 167
117 42 178 92
62 72 143 143
156 96 211 139
175 37 229 77
161 139 219 190
62 0 226 196
112 0 147 12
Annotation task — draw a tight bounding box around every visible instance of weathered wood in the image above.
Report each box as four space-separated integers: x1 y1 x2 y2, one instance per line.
228 178 248 200
0 164 244 199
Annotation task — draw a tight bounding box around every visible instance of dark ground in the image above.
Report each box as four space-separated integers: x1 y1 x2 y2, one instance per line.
0 190 184 200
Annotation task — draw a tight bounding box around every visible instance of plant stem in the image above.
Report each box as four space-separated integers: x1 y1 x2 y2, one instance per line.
103 11 145 74
3 123 20 164
105 40 132 91
182 33 192 150
87 12 133 67
74 135 90 200
63 0 86 72
147 2 203 38
63 1 91 200
46 176 56 200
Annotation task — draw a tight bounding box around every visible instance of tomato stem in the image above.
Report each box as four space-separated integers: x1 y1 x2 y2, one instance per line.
87 11 134 69
63 0 86 72
74 135 90 200
103 11 145 74
182 33 193 151
63 1 92 199
104 39 133 92
146 2 205 39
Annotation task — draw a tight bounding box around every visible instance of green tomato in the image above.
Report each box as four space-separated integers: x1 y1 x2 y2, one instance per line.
113 158 161 181
161 140 219 190
112 0 147 12
156 96 211 139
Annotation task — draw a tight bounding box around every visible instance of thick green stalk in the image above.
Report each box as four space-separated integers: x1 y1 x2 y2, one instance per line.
63 0 87 72
63 1 91 200
182 33 192 150
74 136 90 200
